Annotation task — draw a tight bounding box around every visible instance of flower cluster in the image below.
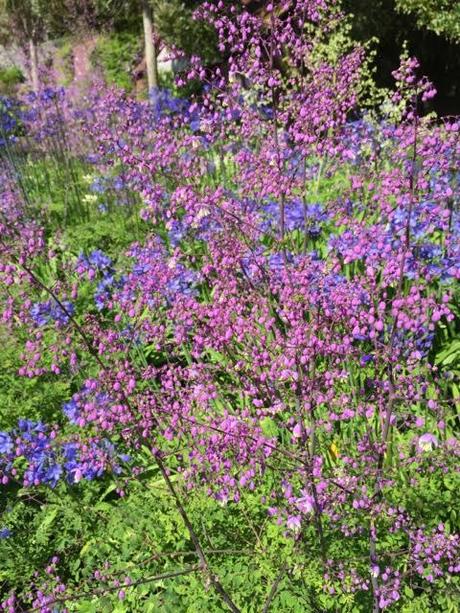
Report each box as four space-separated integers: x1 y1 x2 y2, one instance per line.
0 419 127 488
0 0 459 610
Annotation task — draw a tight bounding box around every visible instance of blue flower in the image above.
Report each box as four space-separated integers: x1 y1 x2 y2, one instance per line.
62 442 78 461
267 252 294 272
94 272 124 311
0 96 19 147
90 178 106 194
86 153 100 164
88 250 112 270
113 176 125 191
44 464 63 487
0 527 11 539
77 250 112 273
261 199 328 234
63 399 80 424
94 275 115 310
166 266 200 300
189 118 201 132
0 432 13 454
168 220 186 247
18 419 43 432
415 243 442 261
30 300 74 327
150 88 189 120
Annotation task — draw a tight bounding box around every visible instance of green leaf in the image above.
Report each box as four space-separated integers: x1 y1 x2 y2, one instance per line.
260 417 279 438
37 507 58 533
98 483 117 503
435 340 460 365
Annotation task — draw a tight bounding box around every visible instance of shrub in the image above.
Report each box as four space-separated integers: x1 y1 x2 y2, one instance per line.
91 32 141 92
0 66 24 95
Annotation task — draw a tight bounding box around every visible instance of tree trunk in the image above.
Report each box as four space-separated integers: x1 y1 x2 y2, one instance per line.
29 37 40 93
142 0 158 92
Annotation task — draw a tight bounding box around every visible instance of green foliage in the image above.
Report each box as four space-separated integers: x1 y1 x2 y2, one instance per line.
55 38 75 86
343 0 460 115
432 294 460 426
0 0 72 44
91 32 141 91
395 0 460 42
154 0 219 65
0 471 346 611
3 451 458 610
0 335 70 428
0 65 24 94
306 11 387 109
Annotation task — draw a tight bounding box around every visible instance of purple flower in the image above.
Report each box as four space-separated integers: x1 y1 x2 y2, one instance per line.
418 433 439 452
371 565 380 578
292 423 302 439
286 515 302 532
296 491 314 514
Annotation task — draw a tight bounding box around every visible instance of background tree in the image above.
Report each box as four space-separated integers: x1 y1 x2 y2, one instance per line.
343 0 460 115
142 0 157 92
0 0 49 92
395 0 460 42
154 0 218 63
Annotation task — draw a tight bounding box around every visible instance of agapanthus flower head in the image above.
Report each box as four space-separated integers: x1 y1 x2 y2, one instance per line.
30 300 74 327
0 432 13 454
77 250 112 274
63 399 80 424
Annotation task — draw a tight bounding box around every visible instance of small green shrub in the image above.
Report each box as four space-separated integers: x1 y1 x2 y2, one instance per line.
0 66 24 95
91 33 141 92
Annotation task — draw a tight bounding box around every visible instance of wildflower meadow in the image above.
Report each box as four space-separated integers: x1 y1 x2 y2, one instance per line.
0 1 459 611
